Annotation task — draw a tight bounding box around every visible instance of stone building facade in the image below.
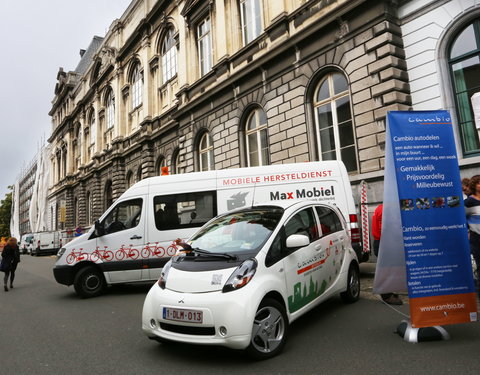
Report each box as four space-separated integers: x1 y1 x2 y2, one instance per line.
17 159 37 235
51 0 470 233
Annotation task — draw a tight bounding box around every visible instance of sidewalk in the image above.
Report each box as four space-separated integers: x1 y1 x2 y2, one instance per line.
359 261 480 311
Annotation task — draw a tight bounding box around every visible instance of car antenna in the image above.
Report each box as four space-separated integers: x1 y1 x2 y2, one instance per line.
251 182 256 208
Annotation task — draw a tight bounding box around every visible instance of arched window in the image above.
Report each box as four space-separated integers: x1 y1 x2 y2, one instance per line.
105 89 115 130
162 28 177 83
156 157 167 175
173 150 181 174
126 171 134 189
198 132 214 171
313 72 357 172
136 166 143 182
131 63 143 109
86 191 91 225
449 18 480 155
245 108 269 166
105 181 113 210
73 197 78 228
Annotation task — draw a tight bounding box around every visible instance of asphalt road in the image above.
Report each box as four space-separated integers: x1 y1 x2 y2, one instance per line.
1 255 479 375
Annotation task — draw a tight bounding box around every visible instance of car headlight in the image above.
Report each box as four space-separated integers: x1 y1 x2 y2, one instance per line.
157 261 172 289
57 247 66 259
222 259 257 293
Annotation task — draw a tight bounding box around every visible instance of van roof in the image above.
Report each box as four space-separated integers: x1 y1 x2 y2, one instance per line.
121 160 347 199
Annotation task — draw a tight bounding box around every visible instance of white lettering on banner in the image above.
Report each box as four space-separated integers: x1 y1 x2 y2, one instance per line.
221 170 333 186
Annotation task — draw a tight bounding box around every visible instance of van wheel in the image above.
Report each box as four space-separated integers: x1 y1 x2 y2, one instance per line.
246 298 288 360
340 263 360 303
74 266 106 298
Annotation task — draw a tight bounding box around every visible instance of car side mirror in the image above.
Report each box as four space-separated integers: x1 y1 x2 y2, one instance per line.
94 220 105 237
286 234 310 248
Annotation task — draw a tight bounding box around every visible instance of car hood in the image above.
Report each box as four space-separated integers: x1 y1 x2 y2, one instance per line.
166 266 236 293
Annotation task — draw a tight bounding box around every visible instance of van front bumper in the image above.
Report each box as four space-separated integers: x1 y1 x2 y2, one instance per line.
53 265 75 286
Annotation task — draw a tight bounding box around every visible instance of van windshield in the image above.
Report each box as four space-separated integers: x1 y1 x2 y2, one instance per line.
189 207 283 255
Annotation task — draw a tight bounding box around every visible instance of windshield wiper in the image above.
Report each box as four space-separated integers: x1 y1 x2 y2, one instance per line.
191 247 237 260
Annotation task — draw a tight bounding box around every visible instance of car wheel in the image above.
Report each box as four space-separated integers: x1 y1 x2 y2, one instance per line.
73 266 106 298
246 298 288 360
340 263 360 303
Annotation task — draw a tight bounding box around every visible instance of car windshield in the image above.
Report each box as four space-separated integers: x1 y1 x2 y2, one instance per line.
189 207 283 255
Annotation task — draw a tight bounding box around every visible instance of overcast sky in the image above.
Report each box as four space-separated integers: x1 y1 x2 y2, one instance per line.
0 0 132 199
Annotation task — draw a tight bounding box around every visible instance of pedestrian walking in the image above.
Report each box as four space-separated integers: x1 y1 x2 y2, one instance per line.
1 237 21 291
372 204 403 305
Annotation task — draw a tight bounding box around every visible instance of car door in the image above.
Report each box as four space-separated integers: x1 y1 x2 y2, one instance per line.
96 197 146 283
314 205 348 291
282 206 326 315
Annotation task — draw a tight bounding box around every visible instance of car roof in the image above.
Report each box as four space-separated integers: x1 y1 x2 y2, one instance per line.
225 200 336 213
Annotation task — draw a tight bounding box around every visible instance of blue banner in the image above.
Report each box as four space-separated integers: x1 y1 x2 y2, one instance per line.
388 111 477 328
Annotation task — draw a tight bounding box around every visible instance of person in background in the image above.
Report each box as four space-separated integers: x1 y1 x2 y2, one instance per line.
372 204 403 305
462 178 471 199
465 176 480 280
1 237 21 292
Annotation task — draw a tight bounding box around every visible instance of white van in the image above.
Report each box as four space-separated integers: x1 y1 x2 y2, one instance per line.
32 231 61 256
53 161 362 298
19 233 34 254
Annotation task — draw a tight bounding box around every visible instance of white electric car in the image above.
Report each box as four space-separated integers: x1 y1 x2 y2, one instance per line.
142 200 360 359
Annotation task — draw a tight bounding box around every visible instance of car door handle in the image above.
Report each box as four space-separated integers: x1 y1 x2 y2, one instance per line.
315 244 322 251
130 235 142 240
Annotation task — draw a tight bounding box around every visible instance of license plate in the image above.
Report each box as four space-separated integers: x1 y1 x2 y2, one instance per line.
163 307 203 323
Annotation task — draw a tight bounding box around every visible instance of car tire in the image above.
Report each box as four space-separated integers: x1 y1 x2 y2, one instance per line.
340 263 360 303
246 298 288 360
73 266 106 298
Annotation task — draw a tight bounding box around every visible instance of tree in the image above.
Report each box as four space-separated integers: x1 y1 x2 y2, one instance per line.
0 186 13 238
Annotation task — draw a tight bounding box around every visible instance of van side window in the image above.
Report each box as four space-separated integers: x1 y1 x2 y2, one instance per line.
284 208 319 242
103 198 143 235
153 191 217 231
314 206 343 236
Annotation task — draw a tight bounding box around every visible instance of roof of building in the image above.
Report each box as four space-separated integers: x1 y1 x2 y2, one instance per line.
74 35 104 75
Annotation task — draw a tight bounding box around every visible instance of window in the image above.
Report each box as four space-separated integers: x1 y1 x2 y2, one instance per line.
449 18 480 155
313 72 357 172
240 0 262 45
156 157 167 175
86 191 91 225
245 108 269 166
105 181 113 211
285 208 319 243
315 206 343 236
197 16 212 76
199 132 214 171
153 191 217 231
131 64 143 109
162 28 177 83
89 111 96 146
102 198 143 235
173 150 181 174
126 171 134 189
105 89 115 130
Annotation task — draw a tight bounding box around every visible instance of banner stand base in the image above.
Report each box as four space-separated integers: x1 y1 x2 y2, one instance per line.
395 320 450 343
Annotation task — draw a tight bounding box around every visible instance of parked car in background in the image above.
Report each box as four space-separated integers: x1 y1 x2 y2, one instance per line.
142 200 360 359
19 233 34 254
32 231 62 256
